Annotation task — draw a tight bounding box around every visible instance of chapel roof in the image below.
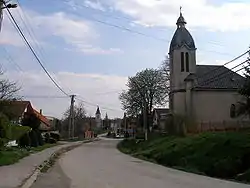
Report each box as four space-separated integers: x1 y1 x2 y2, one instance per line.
192 65 245 90
169 11 196 53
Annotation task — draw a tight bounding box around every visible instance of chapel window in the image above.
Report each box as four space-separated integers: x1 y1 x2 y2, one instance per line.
185 52 189 72
230 104 236 118
181 52 184 72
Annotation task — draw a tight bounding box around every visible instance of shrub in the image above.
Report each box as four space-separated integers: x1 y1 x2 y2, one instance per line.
29 130 39 147
18 132 31 148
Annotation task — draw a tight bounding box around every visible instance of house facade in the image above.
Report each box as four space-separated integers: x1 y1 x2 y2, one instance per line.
1 100 51 130
169 11 247 131
152 108 170 130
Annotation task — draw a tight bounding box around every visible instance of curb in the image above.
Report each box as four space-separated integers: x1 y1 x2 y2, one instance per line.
19 138 99 188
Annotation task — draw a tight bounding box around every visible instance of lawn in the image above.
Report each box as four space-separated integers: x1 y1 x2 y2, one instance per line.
0 143 58 166
118 132 250 183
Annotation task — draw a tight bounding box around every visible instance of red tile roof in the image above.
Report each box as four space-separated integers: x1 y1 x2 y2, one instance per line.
1 100 51 127
33 109 51 127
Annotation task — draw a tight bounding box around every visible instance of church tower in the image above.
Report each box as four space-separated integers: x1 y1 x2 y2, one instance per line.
169 8 196 116
95 106 102 128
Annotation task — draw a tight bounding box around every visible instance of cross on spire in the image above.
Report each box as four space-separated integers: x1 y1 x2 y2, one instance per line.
180 6 182 14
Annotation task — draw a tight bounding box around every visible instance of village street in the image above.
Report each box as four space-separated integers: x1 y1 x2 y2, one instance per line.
31 138 250 188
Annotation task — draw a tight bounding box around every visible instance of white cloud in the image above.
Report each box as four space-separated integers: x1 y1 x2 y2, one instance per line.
106 0 250 32
65 0 106 11
84 0 106 11
0 8 121 55
5 70 127 119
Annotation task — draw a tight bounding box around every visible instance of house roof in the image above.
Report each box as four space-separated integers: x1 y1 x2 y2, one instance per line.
0 100 32 119
33 109 50 127
192 65 245 90
0 100 50 127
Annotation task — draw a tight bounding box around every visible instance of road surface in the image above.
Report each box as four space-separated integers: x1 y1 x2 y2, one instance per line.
31 138 250 188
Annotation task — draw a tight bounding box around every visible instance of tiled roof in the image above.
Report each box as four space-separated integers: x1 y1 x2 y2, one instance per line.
193 65 245 90
33 109 50 127
0 100 51 127
0 100 32 119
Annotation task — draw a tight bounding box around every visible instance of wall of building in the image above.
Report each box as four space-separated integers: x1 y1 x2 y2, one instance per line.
192 90 245 122
172 92 186 116
170 47 196 90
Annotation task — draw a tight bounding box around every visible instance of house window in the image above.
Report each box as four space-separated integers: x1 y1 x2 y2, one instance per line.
185 52 189 72
181 52 184 72
230 104 236 118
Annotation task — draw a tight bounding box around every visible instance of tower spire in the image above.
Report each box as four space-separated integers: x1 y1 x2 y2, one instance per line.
176 6 186 27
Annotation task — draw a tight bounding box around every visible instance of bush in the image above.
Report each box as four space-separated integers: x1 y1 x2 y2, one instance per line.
0 113 10 146
35 129 44 146
9 125 31 141
29 130 39 147
18 132 31 148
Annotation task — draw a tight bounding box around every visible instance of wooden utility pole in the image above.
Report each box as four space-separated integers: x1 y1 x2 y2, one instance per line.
143 100 148 141
68 95 75 139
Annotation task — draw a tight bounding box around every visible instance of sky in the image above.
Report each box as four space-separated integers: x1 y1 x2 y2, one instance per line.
0 0 250 119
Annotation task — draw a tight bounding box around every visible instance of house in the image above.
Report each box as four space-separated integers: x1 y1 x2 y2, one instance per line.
152 108 170 130
1 100 51 130
46 116 61 131
168 10 248 131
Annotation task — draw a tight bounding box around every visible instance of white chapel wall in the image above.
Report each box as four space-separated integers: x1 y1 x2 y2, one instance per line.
192 90 245 122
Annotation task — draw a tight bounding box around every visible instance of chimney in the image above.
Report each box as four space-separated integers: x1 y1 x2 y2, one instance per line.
40 109 42 115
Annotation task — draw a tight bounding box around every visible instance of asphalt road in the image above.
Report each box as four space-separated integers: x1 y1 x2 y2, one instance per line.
31 138 250 188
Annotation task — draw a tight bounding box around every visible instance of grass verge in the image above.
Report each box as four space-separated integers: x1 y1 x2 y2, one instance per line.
117 132 250 183
0 143 58 166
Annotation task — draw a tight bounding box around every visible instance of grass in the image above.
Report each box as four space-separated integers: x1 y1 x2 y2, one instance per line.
118 132 250 183
0 143 58 166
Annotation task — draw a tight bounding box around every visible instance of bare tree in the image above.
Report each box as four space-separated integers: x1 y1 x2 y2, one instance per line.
159 56 170 95
0 68 20 100
62 102 87 137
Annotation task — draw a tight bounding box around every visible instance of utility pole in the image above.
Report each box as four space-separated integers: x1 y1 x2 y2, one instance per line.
124 113 127 136
143 100 148 141
68 94 75 139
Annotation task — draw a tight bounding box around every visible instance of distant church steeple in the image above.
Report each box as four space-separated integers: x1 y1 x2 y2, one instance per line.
95 106 102 128
95 106 101 115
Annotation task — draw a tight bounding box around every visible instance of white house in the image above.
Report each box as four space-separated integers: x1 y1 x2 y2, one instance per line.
169 11 248 131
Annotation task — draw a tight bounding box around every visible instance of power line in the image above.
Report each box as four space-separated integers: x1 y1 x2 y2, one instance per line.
75 96 122 112
22 95 69 99
75 1 228 49
14 0 73 94
198 59 249 87
196 50 250 80
0 46 23 72
15 0 45 60
5 3 69 97
71 2 236 56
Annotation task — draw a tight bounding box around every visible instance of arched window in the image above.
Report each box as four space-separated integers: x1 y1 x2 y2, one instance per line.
185 52 189 72
230 104 236 118
181 52 184 72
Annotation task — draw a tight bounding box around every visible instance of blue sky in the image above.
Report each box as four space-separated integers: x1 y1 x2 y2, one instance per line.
0 0 250 118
